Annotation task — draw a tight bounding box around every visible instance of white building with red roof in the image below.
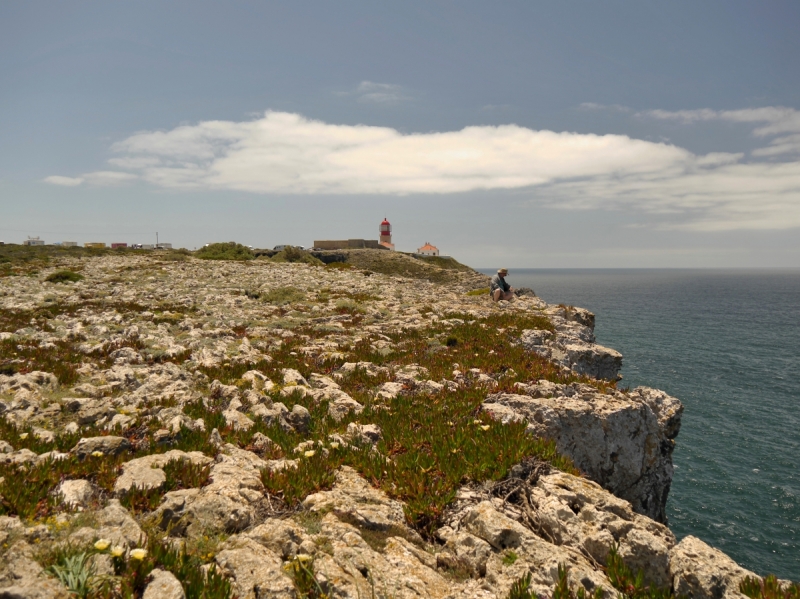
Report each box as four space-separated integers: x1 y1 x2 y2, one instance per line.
417 242 439 256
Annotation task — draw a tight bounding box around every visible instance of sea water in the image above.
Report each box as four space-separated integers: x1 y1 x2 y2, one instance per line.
479 268 800 579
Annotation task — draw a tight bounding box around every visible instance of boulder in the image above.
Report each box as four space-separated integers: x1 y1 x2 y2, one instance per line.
142 569 185 599
56 479 94 509
71 436 131 459
285 405 311 433
67 500 145 549
345 423 382 445
327 395 363 422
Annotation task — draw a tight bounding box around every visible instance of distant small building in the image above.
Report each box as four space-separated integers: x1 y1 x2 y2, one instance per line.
61 241 78 248
84 242 106 249
417 242 439 256
155 243 172 250
140 244 154 250
111 243 128 249
23 236 45 246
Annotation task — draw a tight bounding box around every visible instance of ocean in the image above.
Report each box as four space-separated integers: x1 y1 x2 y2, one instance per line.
478 268 800 580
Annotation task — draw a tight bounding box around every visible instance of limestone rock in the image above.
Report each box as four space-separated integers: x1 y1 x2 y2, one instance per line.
327 395 363 422
483 391 678 523
670 536 757 599
346 422 382 445
214 537 295 599
71 436 131 459
0 541 70 598
246 519 308 560
114 450 213 494
56 479 94 509
142 569 185 599
281 368 309 387
285 404 311 432
223 409 254 431
67 500 145 549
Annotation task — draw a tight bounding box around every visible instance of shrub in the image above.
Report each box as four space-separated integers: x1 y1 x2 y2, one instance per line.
270 246 324 266
45 270 83 283
263 286 306 305
195 242 254 261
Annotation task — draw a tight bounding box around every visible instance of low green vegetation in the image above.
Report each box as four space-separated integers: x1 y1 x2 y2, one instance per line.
270 245 324 266
466 287 490 296
552 564 603 599
0 300 196 382
41 534 233 599
195 242 254 261
45 270 84 283
323 261 352 270
741 575 800 599
605 545 676 599
119 460 212 514
506 547 684 599
286 554 330 598
263 286 306 305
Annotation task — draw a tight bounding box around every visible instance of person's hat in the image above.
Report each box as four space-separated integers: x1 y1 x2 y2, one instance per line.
498 268 508 275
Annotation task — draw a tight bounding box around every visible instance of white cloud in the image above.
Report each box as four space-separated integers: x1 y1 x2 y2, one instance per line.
82 171 137 186
93 110 800 231
43 171 136 187
640 108 719 123
579 103 631 113
44 175 84 186
640 106 800 159
335 81 412 104
750 133 800 157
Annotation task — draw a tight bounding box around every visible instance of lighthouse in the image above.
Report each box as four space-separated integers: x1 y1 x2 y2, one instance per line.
379 218 395 250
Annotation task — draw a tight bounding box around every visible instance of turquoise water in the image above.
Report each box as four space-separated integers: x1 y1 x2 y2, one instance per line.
479 268 800 580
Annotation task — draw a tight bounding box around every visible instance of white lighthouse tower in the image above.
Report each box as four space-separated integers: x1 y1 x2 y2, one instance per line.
379 218 395 250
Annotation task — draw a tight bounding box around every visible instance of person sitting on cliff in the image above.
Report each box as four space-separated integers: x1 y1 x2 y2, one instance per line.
490 268 515 302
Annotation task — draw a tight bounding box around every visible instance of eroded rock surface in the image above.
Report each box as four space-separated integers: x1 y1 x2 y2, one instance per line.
483 383 681 523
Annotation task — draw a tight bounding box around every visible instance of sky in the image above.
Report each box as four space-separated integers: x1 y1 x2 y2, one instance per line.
2 1 799 267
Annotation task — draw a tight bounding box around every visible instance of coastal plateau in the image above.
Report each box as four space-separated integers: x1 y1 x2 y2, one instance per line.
0 247 793 598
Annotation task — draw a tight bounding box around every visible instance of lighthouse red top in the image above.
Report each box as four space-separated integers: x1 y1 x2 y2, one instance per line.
379 218 391 234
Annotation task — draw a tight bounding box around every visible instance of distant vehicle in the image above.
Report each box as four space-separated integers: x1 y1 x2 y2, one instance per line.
273 245 286 251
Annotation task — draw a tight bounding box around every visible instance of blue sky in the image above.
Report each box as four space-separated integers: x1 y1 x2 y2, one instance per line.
2 1 799 267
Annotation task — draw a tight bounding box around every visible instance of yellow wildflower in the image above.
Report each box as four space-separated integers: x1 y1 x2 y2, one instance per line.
94 539 110 551
130 548 147 560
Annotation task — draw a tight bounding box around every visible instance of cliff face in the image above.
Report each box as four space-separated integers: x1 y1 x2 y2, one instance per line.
0 251 784 598
482 305 683 523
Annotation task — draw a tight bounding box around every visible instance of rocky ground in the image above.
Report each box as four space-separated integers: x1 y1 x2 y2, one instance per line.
0 250 793 599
